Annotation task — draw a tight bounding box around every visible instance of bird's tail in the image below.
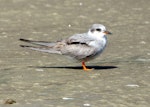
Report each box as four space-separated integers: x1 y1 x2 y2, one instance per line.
19 38 57 47
19 38 61 54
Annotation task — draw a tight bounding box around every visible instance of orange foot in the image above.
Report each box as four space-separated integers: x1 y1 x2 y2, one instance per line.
82 61 93 71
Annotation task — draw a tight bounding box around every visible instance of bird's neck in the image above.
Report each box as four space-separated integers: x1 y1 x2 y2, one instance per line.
88 31 106 41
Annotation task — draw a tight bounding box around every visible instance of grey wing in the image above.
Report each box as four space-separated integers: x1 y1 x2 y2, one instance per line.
61 33 96 60
20 45 62 54
19 38 56 47
66 33 93 44
61 44 96 60
20 38 62 54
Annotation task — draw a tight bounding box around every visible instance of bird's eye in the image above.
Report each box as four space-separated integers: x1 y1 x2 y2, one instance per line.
96 28 101 32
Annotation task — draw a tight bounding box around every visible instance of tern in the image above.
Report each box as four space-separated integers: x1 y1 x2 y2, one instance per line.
20 24 111 71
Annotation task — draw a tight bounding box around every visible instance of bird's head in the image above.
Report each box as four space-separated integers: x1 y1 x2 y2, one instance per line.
88 24 112 38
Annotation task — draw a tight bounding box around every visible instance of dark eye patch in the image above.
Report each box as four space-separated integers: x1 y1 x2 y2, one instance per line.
96 28 101 32
90 29 95 32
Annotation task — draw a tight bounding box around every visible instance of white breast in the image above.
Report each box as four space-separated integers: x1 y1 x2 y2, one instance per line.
89 36 107 49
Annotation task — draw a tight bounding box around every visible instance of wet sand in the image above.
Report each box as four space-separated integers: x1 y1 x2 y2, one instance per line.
0 0 150 106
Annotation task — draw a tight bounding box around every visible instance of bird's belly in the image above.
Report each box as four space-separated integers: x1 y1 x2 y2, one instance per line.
86 42 106 61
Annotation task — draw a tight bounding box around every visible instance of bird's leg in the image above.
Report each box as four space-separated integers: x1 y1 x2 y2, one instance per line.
82 61 92 71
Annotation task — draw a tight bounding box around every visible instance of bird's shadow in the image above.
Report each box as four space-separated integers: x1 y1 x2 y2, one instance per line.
32 65 118 70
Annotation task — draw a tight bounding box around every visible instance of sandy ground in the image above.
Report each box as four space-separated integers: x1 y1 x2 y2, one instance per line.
0 0 150 107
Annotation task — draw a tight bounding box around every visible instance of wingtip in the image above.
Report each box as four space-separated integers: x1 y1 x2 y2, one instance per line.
19 38 30 42
19 38 23 40
20 45 30 48
19 38 24 41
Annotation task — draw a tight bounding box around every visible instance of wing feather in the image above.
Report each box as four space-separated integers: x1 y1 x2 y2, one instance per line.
61 44 96 60
61 33 97 60
66 33 93 45
19 38 56 47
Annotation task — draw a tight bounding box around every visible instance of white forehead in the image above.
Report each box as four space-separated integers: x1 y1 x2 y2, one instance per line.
90 24 106 31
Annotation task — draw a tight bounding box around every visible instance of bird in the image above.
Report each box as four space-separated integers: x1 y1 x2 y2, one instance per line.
19 24 111 71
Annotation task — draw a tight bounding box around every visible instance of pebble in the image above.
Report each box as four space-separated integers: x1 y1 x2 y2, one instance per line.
126 84 139 87
4 99 16 104
83 103 91 106
62 97 74 100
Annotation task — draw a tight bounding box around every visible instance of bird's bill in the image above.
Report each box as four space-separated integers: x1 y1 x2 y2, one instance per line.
104 31 112 34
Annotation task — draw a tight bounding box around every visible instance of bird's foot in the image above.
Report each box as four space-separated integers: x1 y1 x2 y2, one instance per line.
82 61 93 71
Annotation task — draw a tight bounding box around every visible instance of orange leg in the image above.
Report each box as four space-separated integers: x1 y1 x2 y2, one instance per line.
82 61 93 71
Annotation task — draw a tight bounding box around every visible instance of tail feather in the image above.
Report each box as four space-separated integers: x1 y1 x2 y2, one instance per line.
20 45 61 54
19 38 56 47
19 38 61 54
